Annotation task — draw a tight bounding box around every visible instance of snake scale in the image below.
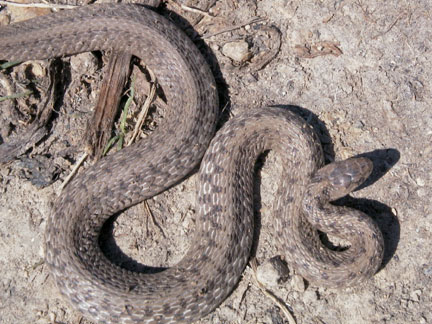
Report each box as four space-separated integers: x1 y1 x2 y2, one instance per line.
0 4 384 324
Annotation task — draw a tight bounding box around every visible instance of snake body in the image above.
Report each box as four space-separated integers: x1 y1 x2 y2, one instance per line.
0 4 384 324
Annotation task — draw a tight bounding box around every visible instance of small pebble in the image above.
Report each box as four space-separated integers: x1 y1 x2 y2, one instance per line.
221 40 252 62
290 274 306 292
303 289 318 303
70 52 99 74
29 62 46 78
415 177 425 187
410 289 422 302
256 256 289 287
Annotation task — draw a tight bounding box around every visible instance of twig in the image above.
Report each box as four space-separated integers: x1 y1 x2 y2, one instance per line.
250 258 297 324
0 0 76 9
127 69 157 145
180 3 212 18
167 0 213 18
143 201 166 238
372 12 406 40
202 17 266 39
59 152 88 193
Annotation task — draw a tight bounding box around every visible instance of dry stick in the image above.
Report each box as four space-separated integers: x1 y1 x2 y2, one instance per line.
202 17 266 39
86 51 133 159
127 68 156 146
166 0 213 18
0 0 76 9
371 12 406 40
59 152 88 192
143 200 166 238
250 258 297 324
180 3 213 18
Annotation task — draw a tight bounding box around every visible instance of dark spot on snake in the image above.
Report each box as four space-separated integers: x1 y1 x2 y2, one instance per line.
162 303 171 313
212 222 222 230
213 165 223 173
200 254 209 263
286 196 294 203
52 247 61 256
225 251 235 263
286 177 297 185
128 284 137 292
202 194 211 204
211 205 223 213
321 272 329 280
211 185 222 193
179 298 188 308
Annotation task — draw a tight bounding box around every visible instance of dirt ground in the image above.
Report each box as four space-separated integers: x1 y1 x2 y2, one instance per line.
0 0 431 323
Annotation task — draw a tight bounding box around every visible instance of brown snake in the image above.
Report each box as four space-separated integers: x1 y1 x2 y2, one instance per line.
0 4 384 324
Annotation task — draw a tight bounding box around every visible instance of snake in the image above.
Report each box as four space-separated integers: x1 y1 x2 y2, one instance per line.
0 3 385 324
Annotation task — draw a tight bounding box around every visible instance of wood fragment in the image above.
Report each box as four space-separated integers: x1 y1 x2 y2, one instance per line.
202 17 265 39
294 41 343 59
84 51 132 160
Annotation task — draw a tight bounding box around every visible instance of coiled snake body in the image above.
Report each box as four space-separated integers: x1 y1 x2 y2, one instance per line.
0 4 384 324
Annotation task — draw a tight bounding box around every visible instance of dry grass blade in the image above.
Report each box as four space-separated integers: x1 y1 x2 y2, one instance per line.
0 89 32 102
250 258 297 324
59 152 88 193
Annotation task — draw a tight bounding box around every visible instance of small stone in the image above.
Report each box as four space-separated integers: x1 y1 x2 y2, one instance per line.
221 41 252 62
410 289 422 302
417 187 428 198
29 62 46 77
256 256 289 287
49 313 56 322
291 274 306 292
70 52 99 74
415 177 425 186
303 289 318 303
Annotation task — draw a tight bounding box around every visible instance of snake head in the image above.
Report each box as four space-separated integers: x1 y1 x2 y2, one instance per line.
312 157 373 201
